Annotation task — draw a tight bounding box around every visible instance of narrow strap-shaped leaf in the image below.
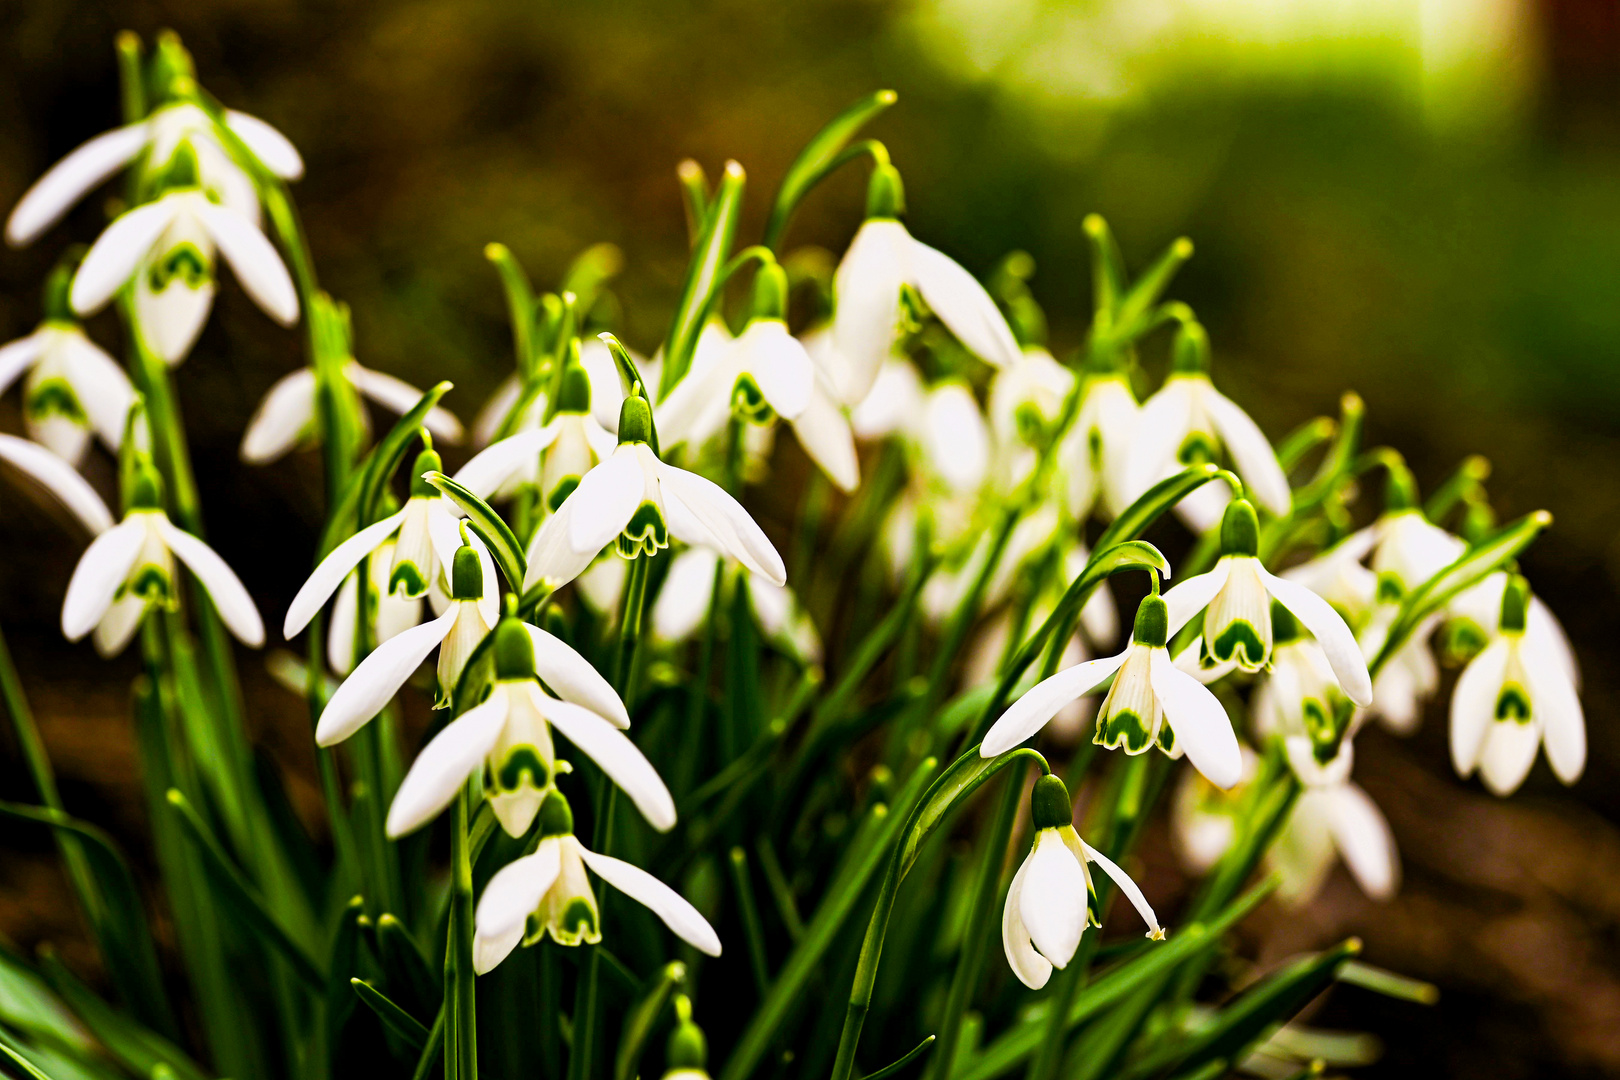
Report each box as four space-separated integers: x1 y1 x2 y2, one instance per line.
351 979 431 1049
898 747 1048 876
35 950 211 1080
1129 939 1361 1078
357 382 453 528
324 895 367 1052
485 243 537 380
1336 960 1439 1004
0 1036 54 1080
1371 509 1550 676
410 1007 447 1080
954 875 1279 1080
660 162 745 399
164 789 327 988
613 962 686 1080
859 1034 934 1080
0 801 176 1040
763 89 897 250
424 471 525 592
377 913 442 1013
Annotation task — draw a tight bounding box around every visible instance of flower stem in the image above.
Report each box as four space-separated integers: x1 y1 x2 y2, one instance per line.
444 786 477 1080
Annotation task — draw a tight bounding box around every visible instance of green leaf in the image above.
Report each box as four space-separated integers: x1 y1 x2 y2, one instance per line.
376 914 441 1016
35 951 210 1080
0 1037 54 1080
1114 235 1194 336
410 1009 446 1080
0 803 176 1041
860 1034 934 1080
659 162 745 398
357 382 454 527
164 789 326 988
351 979 430 1050
898 748 1047 877
764 89 897 250
1371 509 1551 676
423 470 526 593
613 962 686 1080
324 896 367 1053
485 243 537 380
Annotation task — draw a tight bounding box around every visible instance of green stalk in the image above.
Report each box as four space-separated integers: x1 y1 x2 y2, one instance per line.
444 787 477 1080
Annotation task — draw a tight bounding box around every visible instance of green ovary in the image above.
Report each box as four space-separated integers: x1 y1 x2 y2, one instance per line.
617 501 669 559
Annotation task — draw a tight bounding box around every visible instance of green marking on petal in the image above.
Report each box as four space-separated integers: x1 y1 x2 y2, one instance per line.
731 373 774 425
26 379 87 424
616 500 669 559
1177 430 1218 467
1376 571 1405 605
1101 708 1153 754
128 564 174 607
495 745 551 793
558 898 599 942
147 242 210 292
1211 619 1268 669
1155 719 1177 755
1495 684 1532 724
389 560 428 598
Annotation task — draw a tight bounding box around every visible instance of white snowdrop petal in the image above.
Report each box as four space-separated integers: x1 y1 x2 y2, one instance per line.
1001 856 1052 990
156 519 264 646
832 220 909 404
475 840 563 945
1018 832 1088 970
981 651 1128 757
1326 783 1400 901
522 499 598 592
472 917 524 977
385 689 508 836
347 364 464 443
524 624 629 729
1162 562 1232 637
651 547 720 644
654 356 731 448
907 239 1021 368
316 608 456 746
568 450 644 555
61 334 135 449
240 368 317 464
194 201 299 325
1525 639 1585 785
1448 639 1506 778
924 384 989 494
746 322 815 419
657 463 786 586
1205 387 1291 517
223 110 304 180
790 373 860 492
473 373 523 448
71 199 179 315
0 433 115 534
1124 379 1196 503
283 507 408 638
0 333 46 396
577 846 721 956
453 424 559 499
61 517 146 640
544 700 674 830
7 123 149 246
1478 717 1541 797
1150 649 1242 789
1261 569 1373 707
93 593 146 658
1080 840 1162 936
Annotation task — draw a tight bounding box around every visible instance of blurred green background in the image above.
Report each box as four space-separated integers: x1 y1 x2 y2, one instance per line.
1 1 1618 1076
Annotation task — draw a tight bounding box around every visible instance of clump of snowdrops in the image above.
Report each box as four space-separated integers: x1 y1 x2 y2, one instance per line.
0 30 1581 1080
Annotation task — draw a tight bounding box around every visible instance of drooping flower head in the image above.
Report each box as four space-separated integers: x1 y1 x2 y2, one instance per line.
1271 737 1399 906
1003 775 1162 989
472 790 719 974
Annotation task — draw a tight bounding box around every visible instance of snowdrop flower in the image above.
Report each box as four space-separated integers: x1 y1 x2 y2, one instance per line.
240 361 463 464
1446 571 1577 688
988 347 1073 449
852 361 989 495
0 313 134 465
1057 370 1139 521
0 432 116 536
61 465 263 656
312 533 498 732
1450 575 1584 796
1003 775 1162 989
284 438 542 641
1124 321 1289 532
68 145 299 363
383 616 659 838
522 394 786 595
659 998 711 1080
1271 737 1399 906
472 335 647 448
983 590 1245 790
472 790 718 973
829 163 1020 404
1162 500 1372 706
325 539 422 675
464 356 616 506
652 546 821 664
1251 603 1357 756
6 100 302 248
